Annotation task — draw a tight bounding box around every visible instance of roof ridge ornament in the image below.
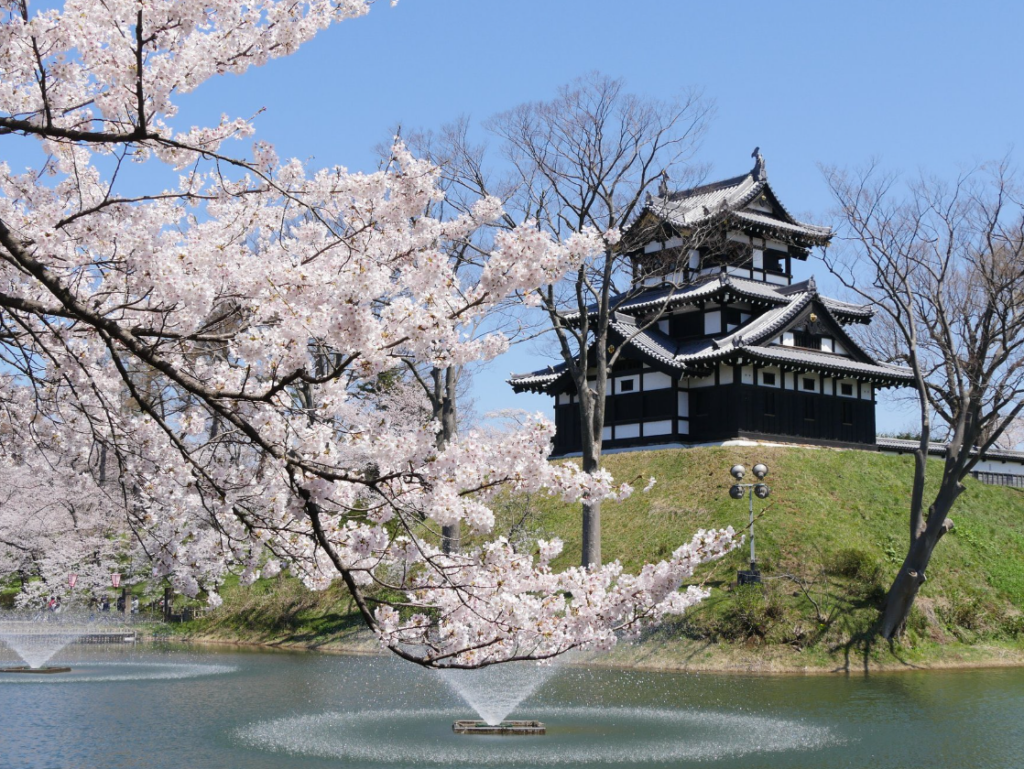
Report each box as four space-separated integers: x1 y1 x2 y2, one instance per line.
658 170 670 198
808 275 817 293
751 147 767 182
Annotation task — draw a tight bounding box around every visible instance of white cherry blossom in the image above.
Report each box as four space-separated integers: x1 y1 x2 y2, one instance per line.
0 0 736 666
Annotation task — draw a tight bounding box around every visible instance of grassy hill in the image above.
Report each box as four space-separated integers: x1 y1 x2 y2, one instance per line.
175 446 1024 672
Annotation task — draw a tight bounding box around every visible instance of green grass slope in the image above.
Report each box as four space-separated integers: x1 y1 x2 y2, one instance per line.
177 446 1024 672
533 446 1024 671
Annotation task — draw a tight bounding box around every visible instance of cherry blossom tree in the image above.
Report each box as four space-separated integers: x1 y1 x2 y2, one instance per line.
0 453 144 607
0 0 735 667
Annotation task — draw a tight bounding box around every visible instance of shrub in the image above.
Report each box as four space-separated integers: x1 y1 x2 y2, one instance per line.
939 590 988 634
826 548 881 581
1000 615 1024 638
714 584 785 642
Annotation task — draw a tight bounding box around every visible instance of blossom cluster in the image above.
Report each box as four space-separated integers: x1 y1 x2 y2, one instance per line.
0 1 736 665
373 527 737 667
0 453 144 607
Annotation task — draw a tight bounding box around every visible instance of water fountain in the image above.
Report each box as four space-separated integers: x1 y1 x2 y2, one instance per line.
0 612 238 687
437 660 560 735
0 611 127 673
239 659 843 766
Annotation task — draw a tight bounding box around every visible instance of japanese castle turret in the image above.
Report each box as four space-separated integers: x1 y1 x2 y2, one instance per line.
509 150 914 456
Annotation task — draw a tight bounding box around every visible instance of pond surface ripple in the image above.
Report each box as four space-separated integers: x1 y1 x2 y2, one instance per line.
239 705 838 765
1 644 1022 769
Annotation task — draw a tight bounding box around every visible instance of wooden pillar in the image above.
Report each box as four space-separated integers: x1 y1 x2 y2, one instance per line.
163 586 173 622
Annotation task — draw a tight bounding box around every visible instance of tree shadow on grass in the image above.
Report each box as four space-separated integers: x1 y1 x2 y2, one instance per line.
195 590 368 649
276 611 368 648
628 619 718 669
828 615 918 674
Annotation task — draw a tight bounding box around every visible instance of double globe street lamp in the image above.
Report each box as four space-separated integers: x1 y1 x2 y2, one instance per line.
729 463 770 585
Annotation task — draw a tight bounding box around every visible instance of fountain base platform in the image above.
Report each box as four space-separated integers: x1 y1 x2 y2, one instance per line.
452 720 546 735
0 666 72 674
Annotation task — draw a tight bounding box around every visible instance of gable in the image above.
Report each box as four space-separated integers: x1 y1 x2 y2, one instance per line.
622 209 684 253
740 182 801 226
758 300 875 364
743 188 776 215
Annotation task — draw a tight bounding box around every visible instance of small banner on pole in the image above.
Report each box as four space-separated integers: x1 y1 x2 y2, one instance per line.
68 573 78 589
111 573 121 588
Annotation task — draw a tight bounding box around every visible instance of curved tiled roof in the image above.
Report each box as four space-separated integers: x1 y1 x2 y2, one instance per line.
509 284 906 393
508 370 562 389
821 296 875 321
724 275 797 301
741 346 913 382
718 293 814 348
630 152 832 248
730 210 831 240
608 314 727 368
563 274 790 323
651 177 763 229
562 272 873 325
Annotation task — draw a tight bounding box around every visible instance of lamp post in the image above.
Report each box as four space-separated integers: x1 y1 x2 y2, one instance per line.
728 463 770 585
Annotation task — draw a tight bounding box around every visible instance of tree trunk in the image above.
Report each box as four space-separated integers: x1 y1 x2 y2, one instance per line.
574 351 607 568
441 523 460 554
881 503 955 639
582 499 601 567
581 443 601 567
880 546 931 638
436 367 460 555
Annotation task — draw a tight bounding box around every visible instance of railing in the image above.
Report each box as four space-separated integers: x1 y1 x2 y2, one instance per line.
790 332 821 350
970 471 1024 489
164 606 206 623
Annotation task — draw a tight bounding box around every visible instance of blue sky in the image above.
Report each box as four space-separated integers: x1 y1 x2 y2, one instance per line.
170 0 1023 433
64 1 1024 432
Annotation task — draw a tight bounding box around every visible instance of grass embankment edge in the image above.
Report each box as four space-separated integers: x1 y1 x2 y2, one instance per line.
166 446 1024 674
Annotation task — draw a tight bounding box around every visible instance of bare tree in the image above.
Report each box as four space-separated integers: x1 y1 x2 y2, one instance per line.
990 414 1024 450
386 128 510 555
823 160 1024 638
484 73 712 566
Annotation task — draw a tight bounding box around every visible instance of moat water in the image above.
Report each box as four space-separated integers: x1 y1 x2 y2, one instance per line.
1 643 1022 768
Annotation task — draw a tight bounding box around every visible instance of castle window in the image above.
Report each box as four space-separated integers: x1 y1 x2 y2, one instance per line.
802 377 816 391
619 378 635 393
764 249 786 273
840 382 854 397
669 312 703 339
762 372 776 386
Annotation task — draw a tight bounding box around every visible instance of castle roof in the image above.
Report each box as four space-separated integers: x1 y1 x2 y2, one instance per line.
564 273 874 325
509 280 910 394
626 149 832 250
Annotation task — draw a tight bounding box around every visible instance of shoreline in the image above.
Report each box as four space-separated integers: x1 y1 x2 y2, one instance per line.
148 629 1024 676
